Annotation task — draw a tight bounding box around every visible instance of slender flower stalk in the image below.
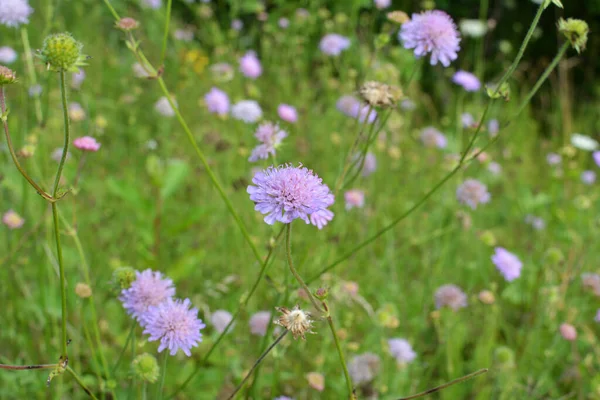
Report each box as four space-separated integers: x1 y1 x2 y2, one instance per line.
322 301 355 399
20 27 43 125
67 366 99 400
396 368 488 400
157 353 168 400
160 0 172 66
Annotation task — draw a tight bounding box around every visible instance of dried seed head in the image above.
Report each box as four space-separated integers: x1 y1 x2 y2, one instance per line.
116 17 140 31
478 290 495 305
0 65 17 86
359 81 402 108
75 282 92 298
558 18 589 54
275 305 314 340
387 11 409 24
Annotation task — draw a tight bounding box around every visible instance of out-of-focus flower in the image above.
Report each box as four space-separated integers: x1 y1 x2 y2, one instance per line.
278 18 290 29
401 98 416 111
174 28 194 42
488 119 499 136
210 62 234 82
559 323 577 341
231 100 262 123
595 309 600 323
249 311 271 336
581 273 600 296
154 96 177 117
239 51 262 79
319 33 351 56
73 136 101 152
68 102 86 122
210 310 233 334
306 372 325 391
478 290 495 304
344 189 365 210
571 133 598 151
248 122 287 162
387 11 409 24
546 152 562 165
420 127 447 149
434 284 467 311
361 152 377 177
525 215 545 230
388 338 416 364
119 269 175 325
487 161 502 176
277 104 298 123
28 84 42 97
132 353 159 383
456 179 490 209
71 69 85 89
247 164 334 226
2 209 24 229
133 62 150 78
461 112 475 128
0 46 17 64
0 0 33 28
75 283 92 298
116 17 139 31
399 10 461 67
231 19 243 31
459 19 488 38
593 151 600 167
374 0 391 9
492 247 522 282
51 147 72 163
581 170 596 185
141 0 161 9
204 87 229 116
348 353 381 386
452 70 481 92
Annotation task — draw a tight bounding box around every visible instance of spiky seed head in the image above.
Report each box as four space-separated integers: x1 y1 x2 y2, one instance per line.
558 18 589 54
40 33 86 72
132 353 159 383
359 81 402 108
0 65 17 85
275 306 314 340
116 17 139 31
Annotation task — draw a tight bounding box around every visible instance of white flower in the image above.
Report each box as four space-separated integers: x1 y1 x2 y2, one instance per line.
0 0 33 28
571 133 598 151
231 100 262 123
0 46 18 64
459 19 488 38
154 96 177 117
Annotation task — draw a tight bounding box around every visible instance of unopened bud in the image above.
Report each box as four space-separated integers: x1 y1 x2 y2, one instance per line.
132 353 159 383
116 17 139 31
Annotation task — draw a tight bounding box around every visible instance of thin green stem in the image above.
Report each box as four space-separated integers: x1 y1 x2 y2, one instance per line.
54 70 70 196
103 0 120 20
226 331 288 400
51 202 68 358
160 0 173 66
323 301 354 399
396 368 488 400
111 322 136 374
20 27 43 125
67 366 99 400
285 224 322 312
157 353 168 400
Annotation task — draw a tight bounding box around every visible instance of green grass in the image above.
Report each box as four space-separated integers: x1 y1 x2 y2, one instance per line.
0 0 599 399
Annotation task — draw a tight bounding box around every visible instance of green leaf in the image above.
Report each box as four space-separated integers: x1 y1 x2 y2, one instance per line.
160 159 189 200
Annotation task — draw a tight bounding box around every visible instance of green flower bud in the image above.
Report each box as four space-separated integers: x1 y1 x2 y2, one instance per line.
544 247 564 264
132 353 159 383
0 65 17 86
113 266 136 290
374 33 391 50
558 18 589 54
494 346 515 369
40 33 86 72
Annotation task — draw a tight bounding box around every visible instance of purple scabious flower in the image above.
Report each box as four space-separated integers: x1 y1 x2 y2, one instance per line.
581 170 596 185
492 247 522 282
278 17 290 29
361 152 377 177
487 161 502 176
456 179 490 209
336 96 377 123
248 165 334 226
348 353 381 385
231 100 262 123
239 51 262 79
249 122 288 162
388 338 416 364
0 0 33 28
143 298 205 356
488 119 499 137
278 104 298 123
524 215 545 231
0 46 17 64
595 309 600 323
119 269 176 324
231 19 243 31
546 152 562 166
399 10 461 67
141 0 161 9
420 127 447 149
249 311 271 336
319 33 351 56
435 284 467 311
593 151 600 168
461 112 475 128
211 310 234 334
452 70 481 92
310 209 334 230
204 87 230 116
344 189 365 210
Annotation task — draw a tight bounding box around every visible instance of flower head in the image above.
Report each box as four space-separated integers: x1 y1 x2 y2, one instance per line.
344 189 365 210
69 102 86 122
435 284 467 310
593 151 600 167
388 338 416 364
0 65 17 86
420 127 447 149
0 0 33 28
456 179 490 209
204 87 230 116
546 152 562 165
116 17 140 31
154 96 177 117
0 47 17 64
488 119 499 136
452 70 481 92
2 209 24 229
558 18 588 54
249 311 271 336
319 33 351 56
143 298 205 356
119 269 175 324
249 122 288 162
309 209 334 230
374 0 391 9
361 152 377 177
359 81 402 107
239 51 262 79
399 10 461 67
277 104 298 123
231 100 262 123
595 310 600 323
210 310 234 334
559 323 577 341
571 133 598 151
581 273 600 296
306 372 325 391
275 306 314 339
132 353 159 383
40 32 85 72
348 353 381 386
492 247 522 282
461 112 475 128
581 170 596 185
73 136 101 152
231 19 243 31
524 215 545 230
247 164 334 226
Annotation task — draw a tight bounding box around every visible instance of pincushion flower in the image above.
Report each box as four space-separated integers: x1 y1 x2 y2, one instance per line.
2 209 24 229
388 338 417 364
247 164 334 226
456 179 490 209
344 189 365 210
399 10 461 67
319 33 351 56
452 70 481 92
204 87 230 116
249 311 271 336
239 51 262 79
492 247 522 281
119 269 175 324
0 0 33 28
249 122 288 162
435 284 467 310
277 104 298 123
348 353 381 385
0 46 17 64
143 298 205 356
231 100 262 123
73 136 101 152
211 310 234 334
154 96 177 117
420 127 447 149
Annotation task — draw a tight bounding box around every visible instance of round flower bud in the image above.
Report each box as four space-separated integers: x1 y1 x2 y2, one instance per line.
40 33 84 71
132 353 159 383
75 283 92 298
558 18 588 54
0 65 17 86
116 17 139 31
113 266 136 290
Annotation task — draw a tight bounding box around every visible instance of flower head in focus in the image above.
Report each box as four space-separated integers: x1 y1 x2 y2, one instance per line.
249 122 288 162
119 269 175 324
275 305 314 339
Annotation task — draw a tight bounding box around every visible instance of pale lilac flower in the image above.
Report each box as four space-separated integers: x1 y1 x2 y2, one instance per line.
211 310 234 334
277 104 298 123
309 209 334 230
595 310 600 323
337 95 360 116
374 0 391 9
2 209 24 229
461 112 475 128
348 353 381 385
204 87 230 116
344 190 365 210
488 119 499 137
492 247 522 282
435 284 467 310
456 179 490 209
0 46 17 64
249 122 288 162
0 0 33 28
559 323 577 341
362 152 377 177
420 127 447 149
154 96 177 117
487 161 502 176
28 84 42 97
71 69 86 89
174 28 194 42
581 170 596 185
119 269 175 324
143 298 205 356
73 136 101 152
278 18 290 29
51 147 71 163
319 33 351 56
525 215 545 230
141 0 161 9
247 164 334 226
399 10 461 67
239 51 262 79
581 273 600 296
452 70 480 92
401 99 416 111
249 311 271 336
231 19 243 31
546 152 562 166
388 338 416 364
593 151 600 167
231 100 262 123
